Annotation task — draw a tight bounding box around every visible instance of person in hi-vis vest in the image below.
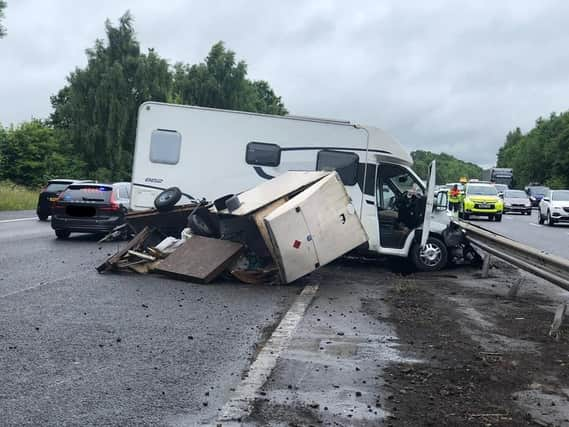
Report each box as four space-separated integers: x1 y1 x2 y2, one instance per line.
449 184 461 214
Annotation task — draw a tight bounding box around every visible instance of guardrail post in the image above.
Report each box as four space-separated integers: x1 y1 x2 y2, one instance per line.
549 302 567 341
481 253 491 278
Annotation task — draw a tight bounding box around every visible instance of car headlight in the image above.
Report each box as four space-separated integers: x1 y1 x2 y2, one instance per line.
525 202 531 207
553 206 562 211
505 202 512 208
529 196 536 201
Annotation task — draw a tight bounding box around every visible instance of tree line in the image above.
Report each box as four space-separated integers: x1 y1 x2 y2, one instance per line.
497 112 569 189
0 12 287 187
411 150 483 185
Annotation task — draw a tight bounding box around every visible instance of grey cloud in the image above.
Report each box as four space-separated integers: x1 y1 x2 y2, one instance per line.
1 0 569 167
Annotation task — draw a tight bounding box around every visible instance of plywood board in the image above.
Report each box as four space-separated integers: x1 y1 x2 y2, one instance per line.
251 197 287 266
154 236 243 283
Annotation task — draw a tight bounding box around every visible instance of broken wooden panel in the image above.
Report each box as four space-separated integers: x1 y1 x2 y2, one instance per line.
154 236 243 283
96 226 152 273
251 197 287 264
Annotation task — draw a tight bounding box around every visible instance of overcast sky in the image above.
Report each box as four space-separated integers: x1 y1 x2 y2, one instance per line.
2 0 569 166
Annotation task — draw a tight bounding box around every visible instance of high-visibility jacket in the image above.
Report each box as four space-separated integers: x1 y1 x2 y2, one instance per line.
449 189 461 203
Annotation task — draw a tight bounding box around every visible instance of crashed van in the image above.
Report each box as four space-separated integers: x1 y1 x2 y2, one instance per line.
130 102 467 271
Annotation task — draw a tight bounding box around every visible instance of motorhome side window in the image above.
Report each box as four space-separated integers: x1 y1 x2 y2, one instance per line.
246 142 281 166
316 150 358 185
150 129 181 165
357 163 376 196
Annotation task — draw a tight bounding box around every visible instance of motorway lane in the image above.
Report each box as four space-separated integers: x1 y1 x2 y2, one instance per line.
467 210 569 258
0 213 299 425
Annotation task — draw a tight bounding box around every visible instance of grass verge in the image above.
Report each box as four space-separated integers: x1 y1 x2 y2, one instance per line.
0 181 38 211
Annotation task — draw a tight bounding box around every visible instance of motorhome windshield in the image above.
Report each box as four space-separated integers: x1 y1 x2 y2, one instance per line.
468 185 497 196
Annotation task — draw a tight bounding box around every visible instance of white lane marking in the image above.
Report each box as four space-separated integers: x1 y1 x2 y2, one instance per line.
0 217 37 224
217 284 319 423
529 223 542 227
0 273 78 299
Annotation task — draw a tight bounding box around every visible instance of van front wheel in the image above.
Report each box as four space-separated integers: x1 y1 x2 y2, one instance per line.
410 237 448 272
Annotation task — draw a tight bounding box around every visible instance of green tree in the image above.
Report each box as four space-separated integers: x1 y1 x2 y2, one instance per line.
412 150 483 184
51 12 171 182
497 112 569 188
172 42 287 114
0 120 85 187
0 0 7 38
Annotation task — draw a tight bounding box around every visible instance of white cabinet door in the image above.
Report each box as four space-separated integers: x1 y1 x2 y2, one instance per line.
265 173 368 283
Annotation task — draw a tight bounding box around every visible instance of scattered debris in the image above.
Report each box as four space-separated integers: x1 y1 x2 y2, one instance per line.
98 171 367 285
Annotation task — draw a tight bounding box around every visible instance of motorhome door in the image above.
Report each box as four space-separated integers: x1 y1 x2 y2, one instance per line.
375 163 426 250
419 160 436 248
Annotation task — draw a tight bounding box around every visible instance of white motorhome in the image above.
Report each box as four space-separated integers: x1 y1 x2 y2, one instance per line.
131 102 455 271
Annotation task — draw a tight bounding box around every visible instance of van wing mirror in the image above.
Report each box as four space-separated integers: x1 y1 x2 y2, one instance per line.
316 150 358 186
434 190 448 211
543 197 550 202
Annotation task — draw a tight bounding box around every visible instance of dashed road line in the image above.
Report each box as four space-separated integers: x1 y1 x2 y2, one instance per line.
215 284 319 425
529 223 542 227
0 217 37 224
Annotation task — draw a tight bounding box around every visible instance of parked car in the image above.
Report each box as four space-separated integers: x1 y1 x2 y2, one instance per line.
51 182 131 239
459 183 504 221
36 179 91 220
538 190 569 226
503 189 531 215
525 185 550 207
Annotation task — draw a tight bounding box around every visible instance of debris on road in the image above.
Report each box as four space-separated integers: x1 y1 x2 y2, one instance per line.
97 171 368 285
153 236 243 283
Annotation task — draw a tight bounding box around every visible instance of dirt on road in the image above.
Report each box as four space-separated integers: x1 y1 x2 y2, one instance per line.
370 263 569 426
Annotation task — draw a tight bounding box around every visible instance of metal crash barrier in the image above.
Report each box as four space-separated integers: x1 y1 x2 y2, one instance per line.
453 219 569 338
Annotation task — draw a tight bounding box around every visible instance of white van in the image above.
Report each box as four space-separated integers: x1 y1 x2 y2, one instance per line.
131 102 456 271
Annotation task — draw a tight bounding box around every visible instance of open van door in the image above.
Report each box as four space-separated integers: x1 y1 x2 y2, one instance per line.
419 160 436 248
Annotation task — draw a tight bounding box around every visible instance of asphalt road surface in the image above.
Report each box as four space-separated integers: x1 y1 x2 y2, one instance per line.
467 210 569 259
2 209 567 426
0 212 299 426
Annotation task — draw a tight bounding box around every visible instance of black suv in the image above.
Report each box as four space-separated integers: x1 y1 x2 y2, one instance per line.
51 183 130 239
36 179 91 220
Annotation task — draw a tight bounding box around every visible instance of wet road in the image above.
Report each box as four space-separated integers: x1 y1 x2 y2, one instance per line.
466 210 569 258
0 212 299 425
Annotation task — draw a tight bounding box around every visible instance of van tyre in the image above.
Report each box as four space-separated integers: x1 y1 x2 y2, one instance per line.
154 187 182 211
410 236 448 272
547 210 555 227
55 230 70 239
538 212 545 224
38 214 48 221
494 214 502 222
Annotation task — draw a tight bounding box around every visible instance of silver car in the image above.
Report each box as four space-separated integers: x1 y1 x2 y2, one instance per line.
503 189 532 215
538 190 569 226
